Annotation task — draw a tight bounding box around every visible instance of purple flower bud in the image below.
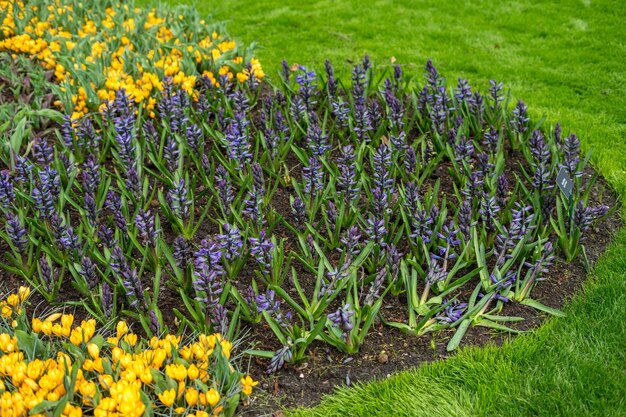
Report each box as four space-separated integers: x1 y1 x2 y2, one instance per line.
13 155 33 183
457 201 474 241
489 80 504 108
249 231 273 276
496 174 509 207
5 211 28 251
307 118 330 156
424 59 441 90
123 267 146 310
135 209 159 246
102 282 112 316
81 154 100 195
426 260 446 284
303 156 324 194
561 133 582 178
32 138 54 166
218 223 243 261
436 298 467 324
340 225 362 259
267 345 292 374
161 136 179 171
331 97 350 128
371 187 389 219
455 78 475 106
60 115 74 148
483 125 499 153
409 210 433 244
256 289 280 313
574 202 609 234
172 235 192 269
337 145 358 203
32 166 59 218
296 65 318 112
385 244 402 282
325 201 338 232
149 311 160 335
365 266 386 306
324 59 337 97
168 179 191 222
511 100 529 134
39 255 54 292
79 256 99 290
224 113 252 163
281 59 291 83
142 120 158 144
454 135 474 164
372 143 394 193
479 194 500 233
94 222 114 247
215 164 234 215
404 145 417 175
554 122 562 148
366 215 387 245
328 303 355 339
0 171 15 208
185 123 202 154
291 197 307 231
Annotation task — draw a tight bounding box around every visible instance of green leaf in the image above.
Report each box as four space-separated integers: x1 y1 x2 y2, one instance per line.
447 318 471 351
520 298 566 317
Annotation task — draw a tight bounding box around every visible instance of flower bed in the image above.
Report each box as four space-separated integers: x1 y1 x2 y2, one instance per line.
0 287 255 416
0 0 616 413
0 0 263 120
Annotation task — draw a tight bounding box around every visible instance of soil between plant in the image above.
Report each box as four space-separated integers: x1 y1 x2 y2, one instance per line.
0 64 622 417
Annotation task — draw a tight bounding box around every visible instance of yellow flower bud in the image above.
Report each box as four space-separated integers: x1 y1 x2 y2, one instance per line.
158 388 176 407
185 387 199 406
87 343 100 359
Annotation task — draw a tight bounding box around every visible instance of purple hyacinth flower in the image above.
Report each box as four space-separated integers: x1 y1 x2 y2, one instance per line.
79 256 99 290
218 223 243 261
267 345 293 374
5 211 28 251
135 209 159 246
327 303 355 340
511 100 529 135
101 282 113 316
436 298 468 324
249 231 274 276
0 171 15 209
303 156 324 194
167 179 191 222
291 197 307 231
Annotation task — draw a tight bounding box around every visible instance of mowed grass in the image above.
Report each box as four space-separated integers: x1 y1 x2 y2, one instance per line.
138 0 626 415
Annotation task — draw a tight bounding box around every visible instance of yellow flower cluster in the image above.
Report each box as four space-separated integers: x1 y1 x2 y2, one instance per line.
0 0 264 120
0 287 257 417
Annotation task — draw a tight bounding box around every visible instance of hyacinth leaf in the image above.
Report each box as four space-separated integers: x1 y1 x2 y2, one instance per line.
261 310 289 345
482 314 525 323
475 319 523 334
447 318 471 351
520 298 566 317
473 229 491 288
271 282 309 320
244 349 275 359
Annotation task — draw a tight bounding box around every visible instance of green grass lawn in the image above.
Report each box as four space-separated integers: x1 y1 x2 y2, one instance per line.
140 0 626 415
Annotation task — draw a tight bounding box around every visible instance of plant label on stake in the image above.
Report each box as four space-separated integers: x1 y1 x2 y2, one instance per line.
556 167 574 199
557 167 575 229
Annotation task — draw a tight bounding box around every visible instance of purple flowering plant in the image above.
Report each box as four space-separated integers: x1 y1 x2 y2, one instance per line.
0 55 613 367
